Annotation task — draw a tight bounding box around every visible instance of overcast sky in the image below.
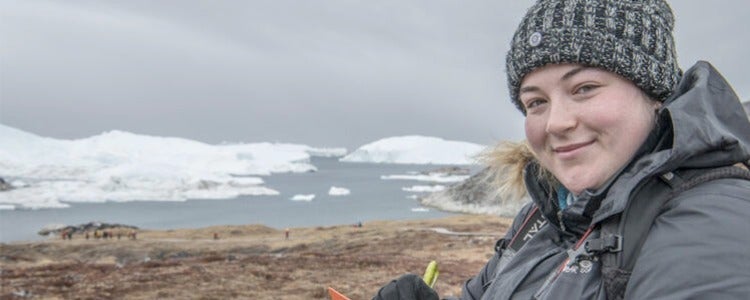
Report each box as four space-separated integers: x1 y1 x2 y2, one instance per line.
1 1 748 149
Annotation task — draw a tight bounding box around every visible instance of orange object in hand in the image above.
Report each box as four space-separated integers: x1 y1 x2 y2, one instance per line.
327 287 351 300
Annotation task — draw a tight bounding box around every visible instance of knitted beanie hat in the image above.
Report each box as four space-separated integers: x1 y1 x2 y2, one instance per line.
506 0 682 114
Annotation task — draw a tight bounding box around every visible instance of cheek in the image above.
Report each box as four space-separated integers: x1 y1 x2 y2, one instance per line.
524 117 546 152
589 101 653 136
583 100 633 135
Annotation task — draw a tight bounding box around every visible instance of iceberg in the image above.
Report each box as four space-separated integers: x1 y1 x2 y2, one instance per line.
340 135 484 165
0 124 345 209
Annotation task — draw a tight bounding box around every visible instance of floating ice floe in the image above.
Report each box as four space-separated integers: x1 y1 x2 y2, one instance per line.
381 174 469 183
402 185 446 193
291 194 315 201
328 186 350 196
411 207 430 212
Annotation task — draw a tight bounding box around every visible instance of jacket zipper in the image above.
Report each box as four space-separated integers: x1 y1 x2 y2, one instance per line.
557 210 566 232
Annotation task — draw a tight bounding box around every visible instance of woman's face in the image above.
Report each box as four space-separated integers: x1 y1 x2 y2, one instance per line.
520 64 660 195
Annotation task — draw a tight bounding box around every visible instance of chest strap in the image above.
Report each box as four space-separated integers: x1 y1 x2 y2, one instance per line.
504 205 546 252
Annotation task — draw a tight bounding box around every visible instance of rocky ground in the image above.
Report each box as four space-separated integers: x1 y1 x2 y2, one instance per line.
0 214 511 299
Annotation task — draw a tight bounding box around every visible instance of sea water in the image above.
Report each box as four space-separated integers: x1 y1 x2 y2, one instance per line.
0 157 470 243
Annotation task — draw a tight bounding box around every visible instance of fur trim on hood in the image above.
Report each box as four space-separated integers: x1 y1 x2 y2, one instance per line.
477 140 554 203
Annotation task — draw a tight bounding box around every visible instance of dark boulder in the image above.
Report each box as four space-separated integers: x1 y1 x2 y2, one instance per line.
0 177 12 191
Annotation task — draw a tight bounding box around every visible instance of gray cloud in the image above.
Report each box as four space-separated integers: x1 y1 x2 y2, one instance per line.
1 1 746 149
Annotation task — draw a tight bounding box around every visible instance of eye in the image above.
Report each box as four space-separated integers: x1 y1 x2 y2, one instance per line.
574 84 599 95
523 98 547 110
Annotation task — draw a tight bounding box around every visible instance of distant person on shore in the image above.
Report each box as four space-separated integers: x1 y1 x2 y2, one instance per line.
374 0 750 299
285 228 290 240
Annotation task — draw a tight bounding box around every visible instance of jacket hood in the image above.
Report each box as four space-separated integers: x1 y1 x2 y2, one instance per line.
485 61 750 226
659 61 750 169
594 61 750 222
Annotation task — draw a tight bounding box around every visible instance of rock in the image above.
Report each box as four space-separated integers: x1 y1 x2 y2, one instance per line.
38 221 139 236
0 177 12 191
420 166 470 176
11 290 32 298
419 167 527 217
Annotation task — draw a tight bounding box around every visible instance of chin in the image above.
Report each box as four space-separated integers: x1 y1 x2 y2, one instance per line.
560 177 596 196
554 166 606 194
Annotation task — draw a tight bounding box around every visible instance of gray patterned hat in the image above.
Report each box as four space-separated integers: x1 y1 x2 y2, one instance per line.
506 0 682 114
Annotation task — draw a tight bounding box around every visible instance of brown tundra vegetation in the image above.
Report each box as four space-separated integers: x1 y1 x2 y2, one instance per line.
1 214 511 299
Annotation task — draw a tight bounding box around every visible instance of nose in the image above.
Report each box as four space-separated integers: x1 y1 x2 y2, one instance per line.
545 98 577 135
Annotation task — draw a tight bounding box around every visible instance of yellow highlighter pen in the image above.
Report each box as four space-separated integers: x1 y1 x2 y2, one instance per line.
422 260 439 288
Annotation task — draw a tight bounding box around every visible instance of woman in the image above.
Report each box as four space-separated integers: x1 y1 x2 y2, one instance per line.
374 0 750 299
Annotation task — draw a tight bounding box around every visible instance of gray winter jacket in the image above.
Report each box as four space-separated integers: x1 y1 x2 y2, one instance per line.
460 61 750 299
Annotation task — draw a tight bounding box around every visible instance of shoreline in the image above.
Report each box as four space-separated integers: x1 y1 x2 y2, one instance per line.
1 214 511 299
0 211 464 245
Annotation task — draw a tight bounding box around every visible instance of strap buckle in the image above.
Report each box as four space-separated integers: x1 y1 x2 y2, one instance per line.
585 235 622 253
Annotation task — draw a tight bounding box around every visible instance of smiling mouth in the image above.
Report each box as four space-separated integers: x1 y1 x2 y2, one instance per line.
553 141 595 154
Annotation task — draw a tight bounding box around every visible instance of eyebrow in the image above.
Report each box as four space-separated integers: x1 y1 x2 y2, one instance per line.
561 66 587 81
519 66 588 95
519 86 540 94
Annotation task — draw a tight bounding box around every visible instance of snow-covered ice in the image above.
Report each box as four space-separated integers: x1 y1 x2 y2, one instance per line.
341 135 484 165
0 124 345 209
411 207 430 212
328 186 351 196
291 194 315 201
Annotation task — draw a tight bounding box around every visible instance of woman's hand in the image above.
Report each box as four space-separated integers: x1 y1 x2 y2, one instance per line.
372 274 439 300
